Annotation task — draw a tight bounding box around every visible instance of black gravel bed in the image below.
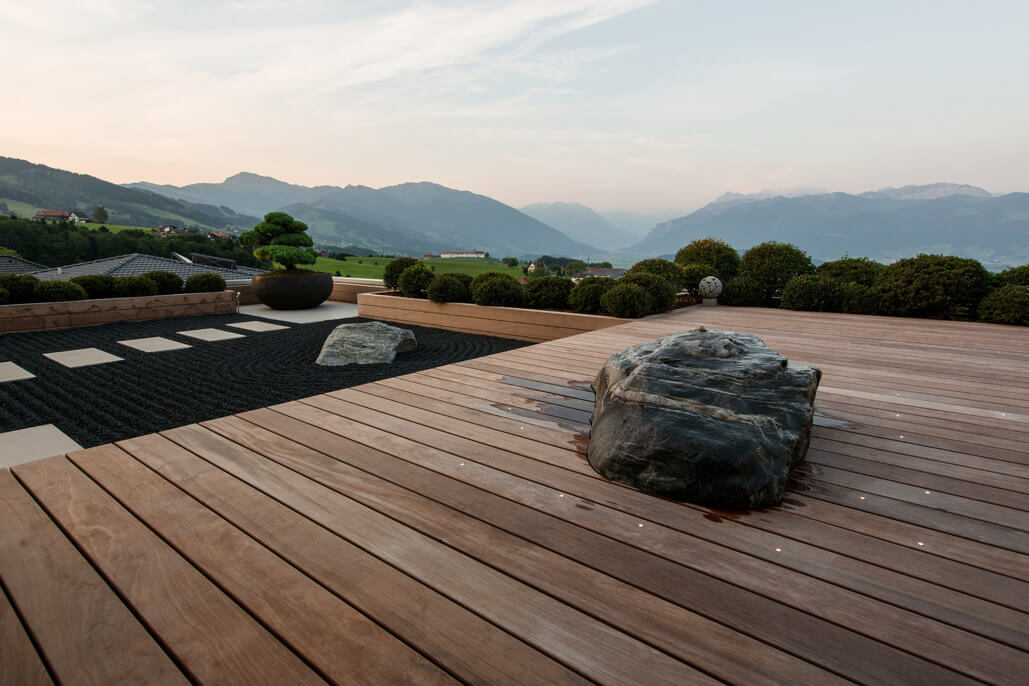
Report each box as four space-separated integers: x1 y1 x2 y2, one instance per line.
0 313 528 449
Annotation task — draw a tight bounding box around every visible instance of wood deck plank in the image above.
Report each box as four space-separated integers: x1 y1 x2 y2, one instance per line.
160 424 717 685
0 468 187 686
67 443 456 686
12 458 326 686
0 565 54 686
118 433 587 686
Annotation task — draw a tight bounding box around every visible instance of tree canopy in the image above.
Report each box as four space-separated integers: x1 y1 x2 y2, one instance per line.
239 211 317 271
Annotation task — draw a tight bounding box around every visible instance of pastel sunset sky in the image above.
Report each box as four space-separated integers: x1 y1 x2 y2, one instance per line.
3 0 1027 210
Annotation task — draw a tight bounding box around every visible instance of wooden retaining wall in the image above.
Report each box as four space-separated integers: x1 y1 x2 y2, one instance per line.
330 277 387 303
0 291 237 334
357 291 626 342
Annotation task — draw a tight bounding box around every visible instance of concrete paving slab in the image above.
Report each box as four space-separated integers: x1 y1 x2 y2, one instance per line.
0 424 82 468
177 328 246 342
44 348 124 368
226 321 290 332
118 336 193 353
238 302 358 324
0 361 35 383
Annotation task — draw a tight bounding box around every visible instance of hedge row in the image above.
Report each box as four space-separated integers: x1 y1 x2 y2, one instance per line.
387 260 677 318
0 271 227 305
670 237 1026 326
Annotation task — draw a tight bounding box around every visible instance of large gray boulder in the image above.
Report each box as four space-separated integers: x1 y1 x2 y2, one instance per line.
588 328 820 508
316 321 416 366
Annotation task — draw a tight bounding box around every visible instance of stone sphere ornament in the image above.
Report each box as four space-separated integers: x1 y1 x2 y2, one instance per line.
698 276 723 305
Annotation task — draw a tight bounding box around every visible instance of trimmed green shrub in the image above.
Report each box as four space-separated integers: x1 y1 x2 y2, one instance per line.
996 264 1029 287
0 287 7 305
601 283 649 318
427 274 471 303
470 271 519 295
817 257 884 287
111 276 159 298
33 280 88 302
142 270 184 295
525 276 573 310
675 238 740 279
620 272 675 315
839 282 879 315
184 272 227 293
678 262 717 295
397 263 436 298
449 272 474 288
873 254 990 318
568 276 616 314
383 257 419 289
472 277 525 307
738 241 816 305
781 275 845 311
0 274 39 304
71 274 117 299
239 211 317 271
978 285 1028 325
718 276 764 306
626 258 687 291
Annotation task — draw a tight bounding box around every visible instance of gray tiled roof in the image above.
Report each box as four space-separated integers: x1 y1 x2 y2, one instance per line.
0 255 46 274
31 253 267 282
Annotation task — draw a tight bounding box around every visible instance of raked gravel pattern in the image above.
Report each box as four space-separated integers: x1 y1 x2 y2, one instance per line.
0 313 528 449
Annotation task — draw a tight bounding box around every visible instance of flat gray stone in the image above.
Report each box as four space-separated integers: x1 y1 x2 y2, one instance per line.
0 424 82 468
118 337 192 353
227 321 290 332
44 348 124 368
0 361 35 383
588 328 820 509
317 321 416 366
178 328 246 342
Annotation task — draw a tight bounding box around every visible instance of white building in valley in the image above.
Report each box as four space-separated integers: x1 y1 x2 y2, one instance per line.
439 251 486 259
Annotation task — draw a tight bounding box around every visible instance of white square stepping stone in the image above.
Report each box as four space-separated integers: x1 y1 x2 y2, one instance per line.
227 321 289 332
0 361 35 383
238 302 358 324
0 424 82 468
177 328 246 342
44 348 124 368
118 336 193 353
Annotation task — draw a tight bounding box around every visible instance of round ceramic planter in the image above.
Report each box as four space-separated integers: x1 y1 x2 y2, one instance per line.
252 271 333 310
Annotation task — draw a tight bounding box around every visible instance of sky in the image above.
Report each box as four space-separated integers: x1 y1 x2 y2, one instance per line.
2 0 1028 212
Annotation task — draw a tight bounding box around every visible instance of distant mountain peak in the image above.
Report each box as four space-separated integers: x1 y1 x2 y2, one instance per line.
861 183 992 200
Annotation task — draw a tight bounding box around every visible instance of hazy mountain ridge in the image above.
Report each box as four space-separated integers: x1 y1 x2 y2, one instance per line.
860 183 992 200
126 172 337 217
0 157 259 229
130 173 600 256
633 187 1028 269
520 201 639 252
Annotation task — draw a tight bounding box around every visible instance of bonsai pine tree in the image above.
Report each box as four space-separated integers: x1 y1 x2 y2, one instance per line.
239 212 318 271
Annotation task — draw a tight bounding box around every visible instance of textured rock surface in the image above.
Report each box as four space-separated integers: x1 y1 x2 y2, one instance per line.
316 321 416 366
588 328 820 508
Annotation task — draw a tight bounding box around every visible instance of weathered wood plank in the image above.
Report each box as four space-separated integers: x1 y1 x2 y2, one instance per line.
12 458 325 686
0 468 186 686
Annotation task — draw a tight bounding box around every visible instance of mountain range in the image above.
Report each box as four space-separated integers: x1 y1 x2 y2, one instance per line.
126 173 598 257
631 185 1027 269
3 155 1026 269
519 202 640 252
0 157 259 230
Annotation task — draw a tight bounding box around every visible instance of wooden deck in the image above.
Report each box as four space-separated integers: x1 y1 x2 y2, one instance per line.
1 306 1027 685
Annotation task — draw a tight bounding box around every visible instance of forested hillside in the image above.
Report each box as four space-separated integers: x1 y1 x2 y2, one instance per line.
0 218 268 268
0 157 259 230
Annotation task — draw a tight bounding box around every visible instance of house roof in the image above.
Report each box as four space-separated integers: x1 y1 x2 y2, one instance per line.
0 255 46 274
36 210 70 218
31 253 267 282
